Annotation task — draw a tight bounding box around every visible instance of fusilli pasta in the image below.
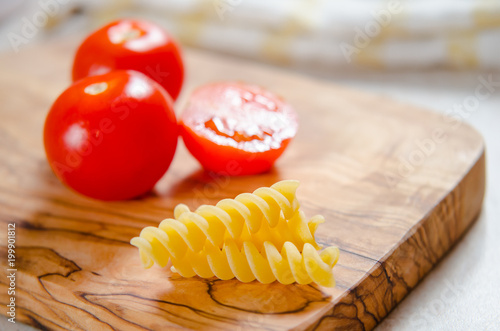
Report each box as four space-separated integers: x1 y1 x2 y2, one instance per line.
130 180 339 287
169 240 339 287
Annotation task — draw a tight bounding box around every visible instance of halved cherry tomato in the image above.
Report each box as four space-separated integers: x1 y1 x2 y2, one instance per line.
44 70 178 200
180 82 298 175
72 19 184 100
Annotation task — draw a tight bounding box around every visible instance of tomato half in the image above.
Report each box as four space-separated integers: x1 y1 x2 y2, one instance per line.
180 82 298 175
44 70 178 200
72 19 184 100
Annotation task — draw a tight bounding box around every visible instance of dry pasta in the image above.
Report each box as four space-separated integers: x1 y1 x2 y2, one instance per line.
130 209 324 269
130 180 340 287
170 240 339 287
131 180 305 262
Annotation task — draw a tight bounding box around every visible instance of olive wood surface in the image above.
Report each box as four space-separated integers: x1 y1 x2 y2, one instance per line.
0 42 485 330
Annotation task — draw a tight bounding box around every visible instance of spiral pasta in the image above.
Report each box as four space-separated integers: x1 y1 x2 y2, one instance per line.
131 180 306 262
130 209 324 269
130 180 340 287
170 240 339 287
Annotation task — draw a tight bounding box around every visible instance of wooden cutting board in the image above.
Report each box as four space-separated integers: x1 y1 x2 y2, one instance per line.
0 41 485 331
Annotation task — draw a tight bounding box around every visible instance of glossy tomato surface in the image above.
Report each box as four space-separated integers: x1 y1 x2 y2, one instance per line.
72 19 184 100
44 70 178 200
180 82 298 175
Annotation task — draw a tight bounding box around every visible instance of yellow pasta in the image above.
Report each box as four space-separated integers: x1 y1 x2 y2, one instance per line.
131 181 307 262
170 240 340 287
130 210 324 269
130 180 340 287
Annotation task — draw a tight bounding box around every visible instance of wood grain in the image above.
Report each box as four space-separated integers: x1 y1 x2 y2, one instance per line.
0 41 485 331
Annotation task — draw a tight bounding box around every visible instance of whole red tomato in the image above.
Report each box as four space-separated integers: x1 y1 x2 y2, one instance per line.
180 82 298 175
72 19 184 101
44 70 178 200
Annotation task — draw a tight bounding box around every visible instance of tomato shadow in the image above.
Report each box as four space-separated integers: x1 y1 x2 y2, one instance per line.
153 165 286 205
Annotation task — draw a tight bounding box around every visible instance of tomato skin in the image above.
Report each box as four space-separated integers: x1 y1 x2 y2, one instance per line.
44 70 178 200
181 125 292 175
180 82 298 175
72 19 184 101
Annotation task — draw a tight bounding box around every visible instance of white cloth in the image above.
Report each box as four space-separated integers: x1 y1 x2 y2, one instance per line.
2 0 500 71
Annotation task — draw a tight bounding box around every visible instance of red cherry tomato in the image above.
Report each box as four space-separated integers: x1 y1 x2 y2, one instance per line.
72 19 184 101
180 82 298 175
44 70 178 200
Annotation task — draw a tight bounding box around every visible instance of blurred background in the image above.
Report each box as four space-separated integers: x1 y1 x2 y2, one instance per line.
0 1 499 330
1 0 500 72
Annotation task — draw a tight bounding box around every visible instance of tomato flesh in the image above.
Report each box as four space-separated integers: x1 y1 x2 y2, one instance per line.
181 82 298 175
44 70 178 200
72 19 184 100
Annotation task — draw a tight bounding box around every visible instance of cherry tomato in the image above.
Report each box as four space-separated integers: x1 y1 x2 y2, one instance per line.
72 19 184 101
180 82 298 175
44 70 178 200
